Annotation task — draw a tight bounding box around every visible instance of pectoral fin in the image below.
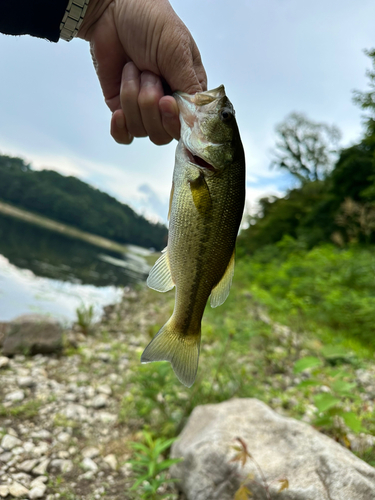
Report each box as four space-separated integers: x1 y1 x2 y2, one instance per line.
168 182 174 220
147 247 175 292
210 250 235 308
189 173 212 215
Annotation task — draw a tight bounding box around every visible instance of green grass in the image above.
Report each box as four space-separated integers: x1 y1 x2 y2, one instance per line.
119 239 375 467
0 399 41 419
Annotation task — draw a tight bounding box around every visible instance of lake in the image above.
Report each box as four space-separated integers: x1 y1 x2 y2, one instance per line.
0 212 153 323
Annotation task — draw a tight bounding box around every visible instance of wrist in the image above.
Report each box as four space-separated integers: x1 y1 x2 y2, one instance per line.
77 0 114 40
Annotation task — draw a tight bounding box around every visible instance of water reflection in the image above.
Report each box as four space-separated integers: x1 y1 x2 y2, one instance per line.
0 213 151 322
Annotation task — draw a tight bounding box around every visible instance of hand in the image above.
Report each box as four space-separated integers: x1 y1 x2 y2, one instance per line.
78 0 207 145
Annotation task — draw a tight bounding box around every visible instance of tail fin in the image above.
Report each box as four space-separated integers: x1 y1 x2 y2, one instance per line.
140 318 201 387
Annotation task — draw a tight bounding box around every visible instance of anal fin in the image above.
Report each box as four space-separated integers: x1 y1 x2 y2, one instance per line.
147 247 174 292
210 250 235 308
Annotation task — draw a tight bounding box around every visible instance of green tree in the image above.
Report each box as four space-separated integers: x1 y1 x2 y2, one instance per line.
271 112 341 183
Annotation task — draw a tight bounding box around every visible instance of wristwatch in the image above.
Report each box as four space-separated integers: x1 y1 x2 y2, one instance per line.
60 0 90 41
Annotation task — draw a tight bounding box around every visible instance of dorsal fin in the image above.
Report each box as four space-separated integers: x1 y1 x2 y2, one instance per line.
210 250 235 308
147 247 174 292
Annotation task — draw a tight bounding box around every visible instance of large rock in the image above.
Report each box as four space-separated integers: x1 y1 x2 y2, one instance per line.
171 398 375 500
2 314 63 356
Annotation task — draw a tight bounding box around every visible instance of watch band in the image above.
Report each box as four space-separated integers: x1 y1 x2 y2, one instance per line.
60 0 90 41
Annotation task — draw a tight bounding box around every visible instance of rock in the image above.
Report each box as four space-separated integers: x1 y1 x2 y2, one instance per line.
0 451 12 462
49 459 73 474
17 376 35 388
4 390 25 403
30 477 48 487
2 314 63 356
97 384 112 396
29 483 47 499
91 395 107 409
0 356 10 369
62 403 88 421
1 434 22 450
57 432 71 444
81 457 98 472
0 486 9 498
32 459 50 476
103 454 117 470
17 459 39 472
171 398 375 500
31 430 51 440
82 447 100 459
9 482 30 497
12 472 32 488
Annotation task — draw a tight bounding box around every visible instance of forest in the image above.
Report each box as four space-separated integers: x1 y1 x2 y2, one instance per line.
0 155 167 250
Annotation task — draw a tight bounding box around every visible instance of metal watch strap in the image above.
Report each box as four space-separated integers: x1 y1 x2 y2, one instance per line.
60 0 90 41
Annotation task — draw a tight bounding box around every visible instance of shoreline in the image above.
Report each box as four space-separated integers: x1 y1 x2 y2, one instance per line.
0 200 131 254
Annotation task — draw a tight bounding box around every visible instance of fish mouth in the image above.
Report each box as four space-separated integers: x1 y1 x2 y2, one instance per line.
186 148 216 172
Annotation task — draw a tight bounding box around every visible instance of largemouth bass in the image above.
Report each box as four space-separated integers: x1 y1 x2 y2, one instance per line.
141 85 246 387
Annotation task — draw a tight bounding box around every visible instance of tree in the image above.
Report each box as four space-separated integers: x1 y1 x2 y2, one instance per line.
271 112 341 183
353 48 375 144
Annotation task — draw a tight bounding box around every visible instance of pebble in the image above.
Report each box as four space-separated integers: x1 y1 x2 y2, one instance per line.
0 356 10 369
57 432 71 444
49 459 73 474
82 447 100 459
1 434 22 451
17 376 35 388
30 476 48 487
81 457 98 472
31 430 51 440
63 403 88 421
29 483 47 499
5 390 25 403
97 384 112 396
12 472 32 488
103 454 117 470
32 458 50 475
17 459 39 472
0 486 9 498
9 482 30 497
91 395 107 409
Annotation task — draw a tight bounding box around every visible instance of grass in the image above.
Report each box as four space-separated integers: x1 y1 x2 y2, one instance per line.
0 399 41 419
117 240 375 469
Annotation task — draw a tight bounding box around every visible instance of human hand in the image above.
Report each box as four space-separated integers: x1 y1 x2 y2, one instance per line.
78 0 207 145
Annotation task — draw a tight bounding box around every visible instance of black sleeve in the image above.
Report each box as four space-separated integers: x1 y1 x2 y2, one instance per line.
0 0 69 42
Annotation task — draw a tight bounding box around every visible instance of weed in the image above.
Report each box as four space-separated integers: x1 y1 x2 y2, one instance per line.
127 430 182 499
231 437 288 500
0 400 41 419
76 303 94 335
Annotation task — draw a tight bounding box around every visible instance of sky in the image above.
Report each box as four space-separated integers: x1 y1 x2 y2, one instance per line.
1 0 375 222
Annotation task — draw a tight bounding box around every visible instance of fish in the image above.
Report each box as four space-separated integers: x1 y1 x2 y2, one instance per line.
140 85 246 387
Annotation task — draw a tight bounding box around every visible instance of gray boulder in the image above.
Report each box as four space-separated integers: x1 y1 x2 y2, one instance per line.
171 398 375 500
2 314 63 356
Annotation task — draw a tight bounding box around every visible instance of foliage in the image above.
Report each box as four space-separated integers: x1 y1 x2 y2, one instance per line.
0 154 167 250
127 430 182 500
76 303 95 335
237 239 375 347
352 48 375 142
271 112 341 182
294 358 363 435
0 400 41 419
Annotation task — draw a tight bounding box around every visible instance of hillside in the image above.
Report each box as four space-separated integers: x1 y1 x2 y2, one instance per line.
0 154 167 250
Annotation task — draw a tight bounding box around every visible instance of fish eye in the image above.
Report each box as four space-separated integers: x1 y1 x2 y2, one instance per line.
219 108 233 122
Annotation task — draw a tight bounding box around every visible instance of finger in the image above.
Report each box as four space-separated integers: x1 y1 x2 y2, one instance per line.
120 62 147 137
159 96 180 141
110 110 133 144
138 72 174 145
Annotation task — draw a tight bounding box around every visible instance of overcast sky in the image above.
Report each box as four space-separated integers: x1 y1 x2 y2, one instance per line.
1 0 375 222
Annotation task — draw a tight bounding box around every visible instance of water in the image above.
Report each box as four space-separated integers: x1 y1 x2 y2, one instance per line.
0 213 152 323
